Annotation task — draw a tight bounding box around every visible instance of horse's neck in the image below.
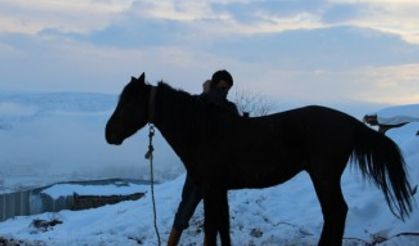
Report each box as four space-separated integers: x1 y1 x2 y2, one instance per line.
153 85 202 163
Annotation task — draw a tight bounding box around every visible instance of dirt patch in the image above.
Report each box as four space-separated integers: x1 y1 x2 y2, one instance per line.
0 236 45 246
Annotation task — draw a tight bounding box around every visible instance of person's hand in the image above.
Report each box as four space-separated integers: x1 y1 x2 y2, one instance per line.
202 80 212 93
363 114 378 125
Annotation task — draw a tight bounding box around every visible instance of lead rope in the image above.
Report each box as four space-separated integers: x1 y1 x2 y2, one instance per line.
145 124 161 246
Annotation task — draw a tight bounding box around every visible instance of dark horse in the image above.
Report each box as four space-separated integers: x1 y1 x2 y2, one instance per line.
105 73 414 246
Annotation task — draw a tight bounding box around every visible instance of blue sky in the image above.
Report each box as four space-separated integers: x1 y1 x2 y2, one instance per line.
1 0 419 106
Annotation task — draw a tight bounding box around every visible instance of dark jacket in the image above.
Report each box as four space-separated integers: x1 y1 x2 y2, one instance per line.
199 89 239 116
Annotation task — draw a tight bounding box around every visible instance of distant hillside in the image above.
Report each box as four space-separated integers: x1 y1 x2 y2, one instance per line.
0 91 117 115
0 91 117 131
0 91 183 192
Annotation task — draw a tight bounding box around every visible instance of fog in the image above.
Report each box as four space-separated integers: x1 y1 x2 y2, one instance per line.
0 92 183 192
0 91 386 192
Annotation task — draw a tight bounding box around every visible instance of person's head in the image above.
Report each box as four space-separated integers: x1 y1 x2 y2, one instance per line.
211 70 233 91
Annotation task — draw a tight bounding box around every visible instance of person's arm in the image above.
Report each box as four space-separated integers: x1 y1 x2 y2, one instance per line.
226 101 240 116
202 80 211 94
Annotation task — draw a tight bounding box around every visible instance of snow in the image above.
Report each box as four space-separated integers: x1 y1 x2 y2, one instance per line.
1 100 419 245
377 104 419 119
1 163 418 245
372 104 419 125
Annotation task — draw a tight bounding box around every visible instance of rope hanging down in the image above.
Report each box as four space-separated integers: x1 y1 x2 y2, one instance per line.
145 124 161 246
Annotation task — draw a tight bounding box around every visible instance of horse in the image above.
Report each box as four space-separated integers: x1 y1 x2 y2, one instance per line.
105 73 414 246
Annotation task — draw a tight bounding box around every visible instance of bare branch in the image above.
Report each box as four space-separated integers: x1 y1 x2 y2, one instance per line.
231 88 276 117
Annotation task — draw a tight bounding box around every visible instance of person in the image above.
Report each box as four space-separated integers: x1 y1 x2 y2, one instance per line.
363 104 419 134
167 70 239 246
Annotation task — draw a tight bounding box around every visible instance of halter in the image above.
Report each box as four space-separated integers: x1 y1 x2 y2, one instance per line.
148 86 158 124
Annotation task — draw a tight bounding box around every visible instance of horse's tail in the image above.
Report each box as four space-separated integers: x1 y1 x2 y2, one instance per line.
352 122 414 220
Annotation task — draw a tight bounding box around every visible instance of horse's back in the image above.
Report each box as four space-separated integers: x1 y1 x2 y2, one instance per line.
254 105 359 171
284 105 361 173
221 105 362 189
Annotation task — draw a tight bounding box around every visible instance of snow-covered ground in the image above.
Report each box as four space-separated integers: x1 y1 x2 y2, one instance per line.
0 102 418 245
366 103 419 126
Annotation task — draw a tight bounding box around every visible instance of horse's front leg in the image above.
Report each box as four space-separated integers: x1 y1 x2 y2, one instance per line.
203 187 231 246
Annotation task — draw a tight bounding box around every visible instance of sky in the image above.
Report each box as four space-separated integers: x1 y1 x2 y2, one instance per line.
1 0 419 106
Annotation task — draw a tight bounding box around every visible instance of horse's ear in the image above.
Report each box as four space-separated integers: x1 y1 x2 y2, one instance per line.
130 76 137 82
138 73 145 84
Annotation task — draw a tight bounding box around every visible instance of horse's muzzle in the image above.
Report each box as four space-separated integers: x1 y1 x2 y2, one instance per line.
105 123 123 145
106 133 123 145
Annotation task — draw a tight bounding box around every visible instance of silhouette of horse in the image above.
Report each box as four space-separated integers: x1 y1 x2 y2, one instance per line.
105 73 414 246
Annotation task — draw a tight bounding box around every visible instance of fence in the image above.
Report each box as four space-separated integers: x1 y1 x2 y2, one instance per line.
0 190 31 221
0 179 148 222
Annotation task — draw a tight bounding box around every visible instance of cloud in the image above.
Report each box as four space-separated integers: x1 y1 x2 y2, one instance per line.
329 0 419 4
120 0 419 46
355 63 419 104
126 1 326 36
130 0 216 22
2 23 419 107
82 16 189 48
208 26 419 70
2 0 419 46
1 1 419 106
0 0 134 34
321 3 362 23
0 32 258 94
227 12 324 35
326 0 419 44
7 0 134 12
226 60 419 107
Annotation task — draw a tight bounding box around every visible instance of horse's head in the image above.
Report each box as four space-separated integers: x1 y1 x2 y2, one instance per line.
105 72 150 145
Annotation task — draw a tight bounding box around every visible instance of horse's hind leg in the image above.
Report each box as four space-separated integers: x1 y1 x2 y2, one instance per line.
309 173 348 246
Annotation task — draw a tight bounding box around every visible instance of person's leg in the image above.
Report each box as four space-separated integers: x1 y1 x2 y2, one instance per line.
167 228 182 246
168 174 202 246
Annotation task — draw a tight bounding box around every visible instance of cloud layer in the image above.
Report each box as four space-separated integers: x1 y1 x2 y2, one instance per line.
1 0 419 105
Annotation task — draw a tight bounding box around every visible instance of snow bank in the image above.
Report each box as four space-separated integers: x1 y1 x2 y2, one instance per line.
371 104 419 125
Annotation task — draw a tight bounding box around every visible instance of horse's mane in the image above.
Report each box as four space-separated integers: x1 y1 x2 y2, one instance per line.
155 81 239 139
157 81 193 101
156 81 236 117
